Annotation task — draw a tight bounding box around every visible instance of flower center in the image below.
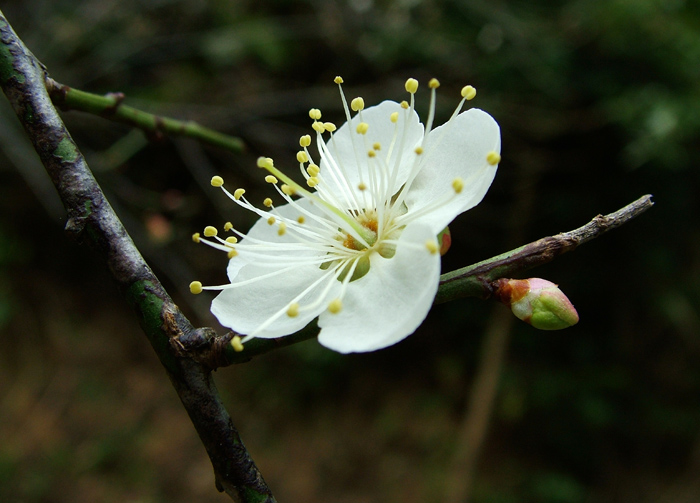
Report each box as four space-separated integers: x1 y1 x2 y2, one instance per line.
342 211 379 251
328 208 403 282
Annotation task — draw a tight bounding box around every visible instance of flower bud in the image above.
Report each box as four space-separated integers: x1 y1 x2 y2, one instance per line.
494 278 579 330
437 226 451 256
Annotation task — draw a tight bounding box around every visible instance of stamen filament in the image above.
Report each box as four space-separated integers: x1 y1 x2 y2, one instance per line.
257 160 373 248
243 260 347 338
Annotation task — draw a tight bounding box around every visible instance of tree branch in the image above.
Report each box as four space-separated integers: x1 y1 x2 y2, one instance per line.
0 11 272 502
434 194 653 304
44 78 245 153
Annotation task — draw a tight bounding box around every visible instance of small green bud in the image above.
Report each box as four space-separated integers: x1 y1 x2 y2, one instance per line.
494 278 579 330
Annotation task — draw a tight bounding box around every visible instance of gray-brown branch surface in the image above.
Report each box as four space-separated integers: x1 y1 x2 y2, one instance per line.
0 12 275 503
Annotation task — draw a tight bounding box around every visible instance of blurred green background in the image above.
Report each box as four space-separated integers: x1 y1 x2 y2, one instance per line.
1 0 699 502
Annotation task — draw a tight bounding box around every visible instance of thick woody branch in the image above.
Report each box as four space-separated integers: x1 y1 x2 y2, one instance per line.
45 78 244 153
0 12 272 503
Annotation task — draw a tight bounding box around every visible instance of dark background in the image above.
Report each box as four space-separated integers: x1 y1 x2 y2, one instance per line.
1 0 698 502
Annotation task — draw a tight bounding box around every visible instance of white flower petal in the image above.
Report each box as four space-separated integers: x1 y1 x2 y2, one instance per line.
241 197 326 246
316 222 440 353
403 108 501 233
212 262 341 338
212 198 341 338
227 198 326 280
319 100 423 208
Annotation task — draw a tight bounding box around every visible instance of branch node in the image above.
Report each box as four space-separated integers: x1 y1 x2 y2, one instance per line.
173 328 240 370
478 275 497 298
489 278 509 302
103 91 125 115
45 77 70 106
146 115 167 143
64 216 84 236
176 326 215 351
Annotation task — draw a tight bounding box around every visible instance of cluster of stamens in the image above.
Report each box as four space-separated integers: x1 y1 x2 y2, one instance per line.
191 76 501 351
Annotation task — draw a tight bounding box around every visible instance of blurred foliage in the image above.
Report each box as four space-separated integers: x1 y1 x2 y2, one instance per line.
0 0 699 502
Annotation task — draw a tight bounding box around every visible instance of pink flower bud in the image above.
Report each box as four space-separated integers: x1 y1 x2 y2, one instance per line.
494 278 579 330
437 226 451 256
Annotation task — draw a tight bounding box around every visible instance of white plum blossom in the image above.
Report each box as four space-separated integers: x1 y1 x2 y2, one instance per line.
191 77 501 353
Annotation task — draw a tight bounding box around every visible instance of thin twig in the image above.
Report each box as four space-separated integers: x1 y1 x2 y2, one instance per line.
0 11 273 503
45 78 245 153
434 194 654 304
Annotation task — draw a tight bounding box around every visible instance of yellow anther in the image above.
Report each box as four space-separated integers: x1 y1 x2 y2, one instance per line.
297 215 305 224
351 97 365 111
225 236 238 244
486 151 501 165
324 122 337 132
224 222 233 231
263 197 273 207
299 134 312 147
234 188 245 200
286 303 300 317
425 240 439 254
390 111 399 123
400 100 409 109
192 232 201 243
312 121 326 133
368 150 376 158
211 175 224 187
373 142 381 151
307 177 319 188
189 281 203 294
227 248 238 259
334 76 344 84
429 78 440 89
309 108 322 120
231 335 244 352
358 182 367 191
278 222 287 236
265 175 278 184
267 216 276 225
452 177 464 194
328 298 343 314
296 151 309 163
281 184 295 196
405 78 419 94
204 226 218 237
415 146 424 155
356 122 369 135
461 85 477 100
307 164 320 176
